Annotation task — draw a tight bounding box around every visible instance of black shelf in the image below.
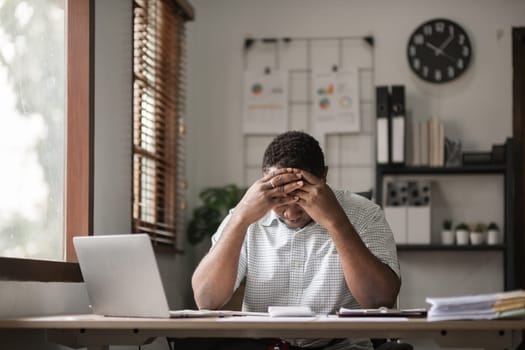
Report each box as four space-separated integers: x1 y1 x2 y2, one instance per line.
377 163 507 175
397 244 506 252
375 138 514 290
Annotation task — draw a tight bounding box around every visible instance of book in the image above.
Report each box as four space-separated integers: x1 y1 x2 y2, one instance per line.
419 120 429 166
426 290 525 321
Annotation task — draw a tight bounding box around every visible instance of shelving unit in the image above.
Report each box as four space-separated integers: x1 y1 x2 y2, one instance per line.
375 138 514 291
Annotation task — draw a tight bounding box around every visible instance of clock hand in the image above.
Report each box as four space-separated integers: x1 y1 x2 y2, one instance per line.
438 35 454 53
425 42 441 55
425 42 457 63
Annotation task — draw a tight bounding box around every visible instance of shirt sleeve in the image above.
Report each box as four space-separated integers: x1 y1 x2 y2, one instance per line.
210 210 248 290
347 193 400 278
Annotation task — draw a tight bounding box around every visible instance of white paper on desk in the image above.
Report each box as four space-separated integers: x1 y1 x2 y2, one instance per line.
268 306 315 317
425 290 525 321
218 316 318 322
319 316 409 322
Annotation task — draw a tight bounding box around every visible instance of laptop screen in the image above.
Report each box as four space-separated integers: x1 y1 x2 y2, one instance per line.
73 234 171 318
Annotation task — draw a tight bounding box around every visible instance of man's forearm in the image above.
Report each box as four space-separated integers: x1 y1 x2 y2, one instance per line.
328 218 400 308
191 214 250 309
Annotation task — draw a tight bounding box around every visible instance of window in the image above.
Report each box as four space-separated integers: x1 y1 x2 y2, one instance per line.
0 1 65 260
132 0 193 247
0 0 90 280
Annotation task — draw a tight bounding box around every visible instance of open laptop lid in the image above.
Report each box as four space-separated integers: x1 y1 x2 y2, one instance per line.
73 234 171 318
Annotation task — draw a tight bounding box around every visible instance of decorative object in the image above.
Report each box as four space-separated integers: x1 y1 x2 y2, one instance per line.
406 180 431 244
441 219 454 245
470 223 486 245
407 18 472 83
487 222 501 245
186 184 246 245
445 138 462 167
455 222 470 245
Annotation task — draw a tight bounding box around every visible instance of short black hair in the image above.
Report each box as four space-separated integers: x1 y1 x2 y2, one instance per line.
262 131 325 177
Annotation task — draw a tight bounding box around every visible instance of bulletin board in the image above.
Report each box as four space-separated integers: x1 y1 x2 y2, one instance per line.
242 36 376 194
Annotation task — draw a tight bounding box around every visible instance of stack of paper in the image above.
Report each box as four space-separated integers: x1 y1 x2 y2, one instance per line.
426 290 525 321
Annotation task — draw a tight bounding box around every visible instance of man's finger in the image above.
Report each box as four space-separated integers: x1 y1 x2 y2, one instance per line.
297 170 322 185
261 167 291 181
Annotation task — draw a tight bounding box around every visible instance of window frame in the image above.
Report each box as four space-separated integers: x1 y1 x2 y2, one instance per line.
0 0 193 282
0 0 92 282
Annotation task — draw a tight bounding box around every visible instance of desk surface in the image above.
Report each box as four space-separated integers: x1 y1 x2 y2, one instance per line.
1 314 523 349
1 314 525 331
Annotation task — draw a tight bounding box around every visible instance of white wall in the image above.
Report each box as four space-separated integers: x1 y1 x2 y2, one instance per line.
186 0 524 189
185 0 525 308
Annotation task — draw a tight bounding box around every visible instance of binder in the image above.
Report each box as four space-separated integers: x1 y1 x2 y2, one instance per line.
390 85 405 164
376 86 390 164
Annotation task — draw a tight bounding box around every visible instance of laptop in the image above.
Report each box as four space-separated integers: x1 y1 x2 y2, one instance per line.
74 234 174 318
74 234 265 319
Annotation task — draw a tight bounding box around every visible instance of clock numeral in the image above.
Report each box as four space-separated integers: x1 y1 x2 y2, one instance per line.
409 45 416 57
423 25 432 36
434 69 442 81
458 34 465 45
414 34 424 45
435 22 445 32
448 25 455 36
457 59 464 69
412 58 421 69
422 66 429 77
447 66 455 78
462 46 470 57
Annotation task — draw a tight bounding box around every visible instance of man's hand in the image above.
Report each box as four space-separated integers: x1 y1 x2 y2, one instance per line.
290 170 348 231
234 168 303 226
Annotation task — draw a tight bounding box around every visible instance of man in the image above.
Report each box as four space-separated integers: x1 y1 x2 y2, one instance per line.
192 131 400 350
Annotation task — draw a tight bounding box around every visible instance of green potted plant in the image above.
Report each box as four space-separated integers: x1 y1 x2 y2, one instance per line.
455 222 469 245
186 184 246 245
441 219 454 245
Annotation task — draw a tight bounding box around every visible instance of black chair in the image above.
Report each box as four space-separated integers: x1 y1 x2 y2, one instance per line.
373 339 413 350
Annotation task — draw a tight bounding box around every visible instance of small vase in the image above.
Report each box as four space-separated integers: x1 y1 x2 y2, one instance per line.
487 229 500 245
441 230 455 245
470 231 485 245
456 229 469 245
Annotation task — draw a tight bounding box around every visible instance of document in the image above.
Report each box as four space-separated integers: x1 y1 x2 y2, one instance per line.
312 69 361 136
243 71 288 134
426 290 525 321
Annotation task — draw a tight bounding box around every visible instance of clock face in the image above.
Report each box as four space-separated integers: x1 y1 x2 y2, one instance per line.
407 18 472 83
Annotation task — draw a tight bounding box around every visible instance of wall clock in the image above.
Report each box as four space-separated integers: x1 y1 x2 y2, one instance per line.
407 18 472 83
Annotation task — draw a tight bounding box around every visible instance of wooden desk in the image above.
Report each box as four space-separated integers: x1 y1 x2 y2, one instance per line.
0 314 523 350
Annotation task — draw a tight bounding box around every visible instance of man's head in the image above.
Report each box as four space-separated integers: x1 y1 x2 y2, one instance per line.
262 131 327 228
262 130 326 178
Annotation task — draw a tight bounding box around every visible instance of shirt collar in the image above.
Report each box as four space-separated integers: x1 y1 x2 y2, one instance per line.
260 210 280 227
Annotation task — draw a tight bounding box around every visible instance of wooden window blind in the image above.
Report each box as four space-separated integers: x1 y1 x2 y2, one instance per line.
132 0 193 247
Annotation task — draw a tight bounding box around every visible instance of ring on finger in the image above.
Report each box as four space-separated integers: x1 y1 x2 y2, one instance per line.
279 185 285 193
270 180 276 189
